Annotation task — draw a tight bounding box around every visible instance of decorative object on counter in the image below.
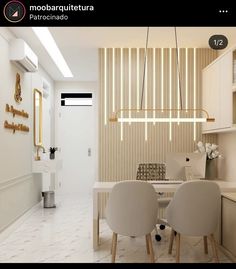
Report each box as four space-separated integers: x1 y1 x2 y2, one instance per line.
205 158 218 180
14 73 22 103
5 104 29 118
195 141 222 179
195 141 221 160
49 147 58 160
4 120 29 133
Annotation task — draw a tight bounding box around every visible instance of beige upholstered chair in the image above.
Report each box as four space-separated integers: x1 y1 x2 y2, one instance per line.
166 180 221 263
136 163 171 241
105 180 158 263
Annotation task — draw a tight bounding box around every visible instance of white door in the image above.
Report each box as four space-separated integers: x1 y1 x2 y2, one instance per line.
57 93 95 195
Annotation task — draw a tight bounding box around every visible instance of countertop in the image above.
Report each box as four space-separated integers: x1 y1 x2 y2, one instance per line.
222 192 236 202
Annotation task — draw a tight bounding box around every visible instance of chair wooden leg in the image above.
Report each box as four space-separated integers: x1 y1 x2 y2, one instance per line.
147 233 155 263
209 234 219 263
111 232 114 254
168 229 175 254
145 234 150 254
203 236 208 254
111 232 117 263
175 233 180 263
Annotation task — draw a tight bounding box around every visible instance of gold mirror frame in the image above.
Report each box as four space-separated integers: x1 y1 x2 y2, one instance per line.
33 88 43 146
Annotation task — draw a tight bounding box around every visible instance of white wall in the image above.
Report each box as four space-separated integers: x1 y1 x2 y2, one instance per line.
0 28 54 232
31 68 55 191
218 132 236 181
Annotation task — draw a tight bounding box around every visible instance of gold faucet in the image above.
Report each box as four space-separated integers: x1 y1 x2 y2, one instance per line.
35 145 46 161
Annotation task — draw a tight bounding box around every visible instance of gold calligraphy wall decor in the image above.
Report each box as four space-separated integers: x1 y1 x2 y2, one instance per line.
4 101 29 134
5 104 29 118
4 120 29 134
14 73 22 103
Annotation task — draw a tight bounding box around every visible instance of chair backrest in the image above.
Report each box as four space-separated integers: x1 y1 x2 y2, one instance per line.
136 163 166 181
105 180 158 237
166 180 221 236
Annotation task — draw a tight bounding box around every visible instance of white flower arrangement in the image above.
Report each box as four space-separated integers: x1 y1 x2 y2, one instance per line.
195 141 222 160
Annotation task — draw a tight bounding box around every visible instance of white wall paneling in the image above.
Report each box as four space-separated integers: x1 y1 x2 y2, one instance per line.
0 28 54 232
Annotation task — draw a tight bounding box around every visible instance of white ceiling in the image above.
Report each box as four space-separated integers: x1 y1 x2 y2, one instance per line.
8 27 236 82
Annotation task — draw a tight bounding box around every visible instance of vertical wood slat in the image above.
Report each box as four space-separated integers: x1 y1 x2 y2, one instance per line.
98 48 218 217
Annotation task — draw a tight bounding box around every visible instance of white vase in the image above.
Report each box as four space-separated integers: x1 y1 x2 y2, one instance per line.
205 159 217 179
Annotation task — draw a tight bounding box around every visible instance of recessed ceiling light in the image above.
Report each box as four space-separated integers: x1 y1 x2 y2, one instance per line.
32 27 73 78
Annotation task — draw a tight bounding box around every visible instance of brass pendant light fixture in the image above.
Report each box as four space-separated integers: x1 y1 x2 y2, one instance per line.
109 27 215 123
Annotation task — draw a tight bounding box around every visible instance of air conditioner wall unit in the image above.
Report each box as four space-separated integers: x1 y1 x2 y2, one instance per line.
9 39 38 72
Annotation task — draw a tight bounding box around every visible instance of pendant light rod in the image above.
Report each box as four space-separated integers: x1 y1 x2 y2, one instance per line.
174 27 183 110
140 26 149 110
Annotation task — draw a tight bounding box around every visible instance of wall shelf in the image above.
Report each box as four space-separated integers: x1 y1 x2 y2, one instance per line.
202 127 236 135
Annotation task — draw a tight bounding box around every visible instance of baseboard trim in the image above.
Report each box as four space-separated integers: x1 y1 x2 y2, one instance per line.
0 174 33 191
0 201 42 242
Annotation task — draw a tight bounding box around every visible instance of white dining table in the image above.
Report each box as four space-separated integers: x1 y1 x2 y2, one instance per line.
92 180 236 250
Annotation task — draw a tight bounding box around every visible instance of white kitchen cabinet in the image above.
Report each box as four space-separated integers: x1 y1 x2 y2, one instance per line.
221 193 236 262
219 52 233 129
202 61 220 132
202 50 233 133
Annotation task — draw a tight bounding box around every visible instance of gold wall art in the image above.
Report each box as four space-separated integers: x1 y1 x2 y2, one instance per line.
14 73 22 103
4 120 29 134
5 104 29 118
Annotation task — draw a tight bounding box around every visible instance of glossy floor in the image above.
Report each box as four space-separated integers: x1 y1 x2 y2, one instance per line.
0 195 231 263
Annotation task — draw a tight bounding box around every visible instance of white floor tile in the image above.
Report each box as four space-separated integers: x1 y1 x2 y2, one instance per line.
0 194 232 263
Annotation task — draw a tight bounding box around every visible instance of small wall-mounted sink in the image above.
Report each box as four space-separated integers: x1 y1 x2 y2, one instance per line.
32 159 62 173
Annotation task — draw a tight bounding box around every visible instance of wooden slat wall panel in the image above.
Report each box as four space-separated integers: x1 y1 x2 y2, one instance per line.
98 48 218 216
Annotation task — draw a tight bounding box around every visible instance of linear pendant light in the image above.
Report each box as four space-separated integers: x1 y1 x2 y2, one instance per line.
110 109 215 123
32 27 73 78
109 27 215 124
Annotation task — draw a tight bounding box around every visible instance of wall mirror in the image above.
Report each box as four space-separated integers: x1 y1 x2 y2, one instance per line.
34 88 43 146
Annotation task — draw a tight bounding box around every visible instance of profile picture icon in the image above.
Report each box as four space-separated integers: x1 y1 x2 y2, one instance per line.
3 0 26 23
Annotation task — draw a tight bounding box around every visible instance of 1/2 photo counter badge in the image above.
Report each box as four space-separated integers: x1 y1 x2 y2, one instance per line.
4 0 26 23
